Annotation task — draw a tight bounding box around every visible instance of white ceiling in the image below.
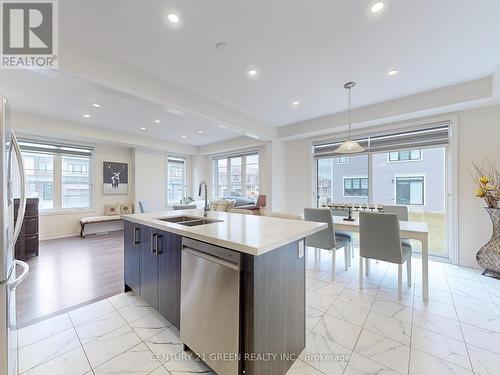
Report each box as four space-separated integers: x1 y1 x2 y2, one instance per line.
0 71 241 146
59 0 500 127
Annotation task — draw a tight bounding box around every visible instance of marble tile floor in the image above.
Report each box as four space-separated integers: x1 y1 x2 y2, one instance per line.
16 247 500 375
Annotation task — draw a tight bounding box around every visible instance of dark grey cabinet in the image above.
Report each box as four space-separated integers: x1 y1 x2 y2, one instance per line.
158 230 182 328
124 221 141 293
140 226 158 309
14 198 39 260
124 223 182 329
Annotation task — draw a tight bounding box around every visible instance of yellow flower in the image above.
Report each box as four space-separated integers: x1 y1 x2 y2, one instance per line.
475 188 487 198
480 176 489 184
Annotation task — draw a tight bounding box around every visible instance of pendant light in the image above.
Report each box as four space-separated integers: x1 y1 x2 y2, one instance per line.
334 82 365 154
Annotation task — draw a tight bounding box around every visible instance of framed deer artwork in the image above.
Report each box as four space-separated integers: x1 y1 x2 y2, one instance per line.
103 161 128 195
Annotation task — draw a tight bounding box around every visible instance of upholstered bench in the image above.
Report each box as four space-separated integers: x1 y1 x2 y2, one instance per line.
80 215 122 238
80 203 133 238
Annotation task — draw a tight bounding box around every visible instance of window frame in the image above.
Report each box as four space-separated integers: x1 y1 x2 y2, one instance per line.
166 155 187 207
388 149 423 163
394 175 426 206
338 156 349 164
17 141 95 214
343 176 369 198
213 151 260 199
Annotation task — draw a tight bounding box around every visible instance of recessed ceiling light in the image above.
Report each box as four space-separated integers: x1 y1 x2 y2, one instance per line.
197 130 204 134
388 69 398 76
248 69 257 77
182 135 187 139
154 119 161 123
83 114 91 118
140 127 146 131
371 2 384 13
91 103 100 108
166 108 184 116
292 101 301 106
245 133 260 140
167 13 179 23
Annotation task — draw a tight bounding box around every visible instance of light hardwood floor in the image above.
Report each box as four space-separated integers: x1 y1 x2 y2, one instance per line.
16 231 124 327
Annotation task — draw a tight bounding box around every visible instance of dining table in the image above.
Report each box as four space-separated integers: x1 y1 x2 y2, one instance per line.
331 215 430 301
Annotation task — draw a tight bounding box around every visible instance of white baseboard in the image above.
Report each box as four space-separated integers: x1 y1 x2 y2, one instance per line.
41 232 81 241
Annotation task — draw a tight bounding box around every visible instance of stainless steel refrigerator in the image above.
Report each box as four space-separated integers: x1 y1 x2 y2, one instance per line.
0 95 28 375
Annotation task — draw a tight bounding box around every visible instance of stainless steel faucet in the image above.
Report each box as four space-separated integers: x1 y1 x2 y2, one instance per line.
198 181 208 217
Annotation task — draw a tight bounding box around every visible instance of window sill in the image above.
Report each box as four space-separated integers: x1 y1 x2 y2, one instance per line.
40 208 96 216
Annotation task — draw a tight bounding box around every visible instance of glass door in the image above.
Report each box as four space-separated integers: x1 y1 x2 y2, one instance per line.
371 147 448 258
316 155 369 207
315 146 449 259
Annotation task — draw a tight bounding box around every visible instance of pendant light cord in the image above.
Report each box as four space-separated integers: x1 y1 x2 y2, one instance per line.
348 86 352 140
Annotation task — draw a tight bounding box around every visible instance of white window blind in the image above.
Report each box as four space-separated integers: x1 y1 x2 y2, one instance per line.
313 122 450 158
17 139 93 210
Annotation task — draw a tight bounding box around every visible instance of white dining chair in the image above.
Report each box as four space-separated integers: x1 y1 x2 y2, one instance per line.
304 208 350 281
331 208 354 265
359 212 412 297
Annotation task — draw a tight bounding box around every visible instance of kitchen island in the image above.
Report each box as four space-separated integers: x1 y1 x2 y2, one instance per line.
122 209 326 375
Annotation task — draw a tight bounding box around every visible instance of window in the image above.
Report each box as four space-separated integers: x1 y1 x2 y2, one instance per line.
396 176 424 205
314 124 450 259
22 152 55 209
62 156 91 208
167 156 186 205
338 156 348 164
344 177 368 197
388 149 422 162
16 140 93 211
214 152 259 199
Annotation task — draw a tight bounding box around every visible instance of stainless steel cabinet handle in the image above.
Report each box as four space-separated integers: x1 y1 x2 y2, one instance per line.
156 234 163 255
134 227 140 245
151 233 157 253
11 132 26 246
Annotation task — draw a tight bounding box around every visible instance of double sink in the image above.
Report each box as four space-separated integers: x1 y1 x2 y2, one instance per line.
157 215 222 227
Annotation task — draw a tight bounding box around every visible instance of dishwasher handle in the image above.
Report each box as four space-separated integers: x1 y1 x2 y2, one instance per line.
183 247 240 271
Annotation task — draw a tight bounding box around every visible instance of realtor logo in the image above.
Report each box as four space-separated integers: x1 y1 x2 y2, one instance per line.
1 0 58 68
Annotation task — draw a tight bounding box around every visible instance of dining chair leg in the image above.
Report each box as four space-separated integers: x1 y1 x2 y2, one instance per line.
365 258 370 276
331 249 336 281
349 242 354 267
398 264 403 298
343 246 349 271
359 256 364 289
407 257 412 287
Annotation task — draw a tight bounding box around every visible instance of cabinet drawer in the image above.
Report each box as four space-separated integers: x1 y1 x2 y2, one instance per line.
24 217 39 234
24 235 39 258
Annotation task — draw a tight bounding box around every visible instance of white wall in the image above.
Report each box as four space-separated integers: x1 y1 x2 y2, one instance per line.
191 154 212 199
457 104 500 267
134 147 166 212
40 144 134 240
284 138 312 215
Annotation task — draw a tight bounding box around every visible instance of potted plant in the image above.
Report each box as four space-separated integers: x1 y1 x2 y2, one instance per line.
472 160 500 277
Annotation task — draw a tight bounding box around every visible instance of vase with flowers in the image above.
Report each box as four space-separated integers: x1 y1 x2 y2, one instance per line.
472 160 500 277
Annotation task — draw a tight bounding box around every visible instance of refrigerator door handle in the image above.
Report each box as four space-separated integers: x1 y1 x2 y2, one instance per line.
9 260 29 291
11 131 26 246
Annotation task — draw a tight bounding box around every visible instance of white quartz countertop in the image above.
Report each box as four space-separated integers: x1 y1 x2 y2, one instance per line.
122 209 326 256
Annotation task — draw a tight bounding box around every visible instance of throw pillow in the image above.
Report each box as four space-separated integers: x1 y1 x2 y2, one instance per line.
225 199 236 211
120 203 133 214
104 203 120 216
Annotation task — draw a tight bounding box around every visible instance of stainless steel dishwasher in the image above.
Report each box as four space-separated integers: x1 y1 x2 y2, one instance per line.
180 238 241 375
